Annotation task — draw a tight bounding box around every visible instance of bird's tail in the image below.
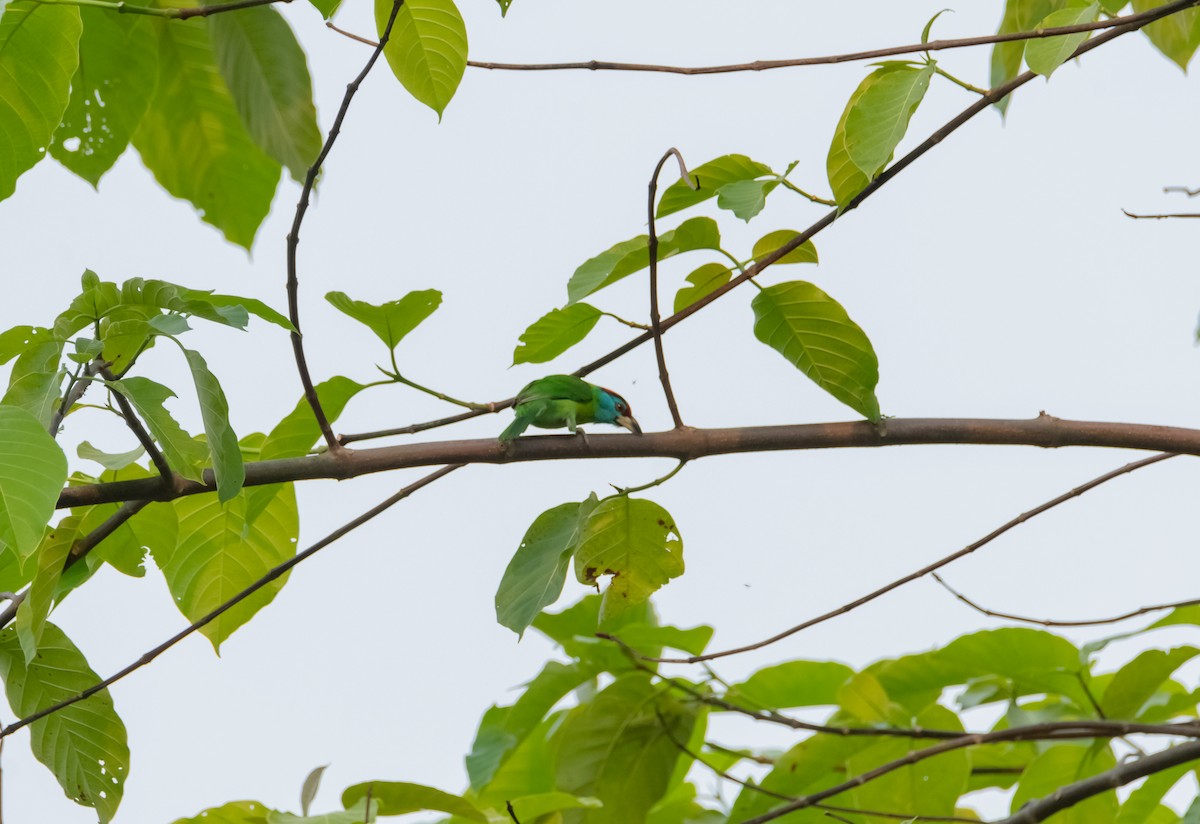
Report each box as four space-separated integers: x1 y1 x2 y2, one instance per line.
499 414 532 441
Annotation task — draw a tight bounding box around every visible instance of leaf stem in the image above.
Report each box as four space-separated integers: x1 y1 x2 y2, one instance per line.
380 368 494 412
931 64 987 95
779 179 837 206
612 460 687 496
599 311 651 331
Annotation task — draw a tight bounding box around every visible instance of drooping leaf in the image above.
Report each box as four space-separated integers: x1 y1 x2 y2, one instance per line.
0 623 129 822
751 230 819 265
190 292 295 332
107 377 209 481
1012 744 1118 824
210 7 321 181
326 290 442 352
673 263 731 314
156 481 298 652
0 406 68 559
1026 3 1100 77
657 154 774 217
716 179 779 222
342 781 486 820
567 217 722 305
132 12 280 248
170 800 276 824
751 281 881 421
376 0 468 118
573 497 684 624
1132 0 1200 69
827 62 934 207
513 304 603 365
496 499 596 636
50 8 157 186
725 660 855 711
183 348 244 501
0 2 81 201
147 314 191 336
15 516 78 662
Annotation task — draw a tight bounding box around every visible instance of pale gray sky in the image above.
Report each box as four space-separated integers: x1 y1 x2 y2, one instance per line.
3 1 1200 820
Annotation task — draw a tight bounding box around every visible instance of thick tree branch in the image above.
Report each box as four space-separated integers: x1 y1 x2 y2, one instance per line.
991 741 1200 824
0 464 462 742
287 0 406 452
630 451 1176 664
58 419 1194 510
647 148 694 429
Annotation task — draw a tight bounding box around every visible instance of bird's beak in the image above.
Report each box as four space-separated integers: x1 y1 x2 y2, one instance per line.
616 415 642 434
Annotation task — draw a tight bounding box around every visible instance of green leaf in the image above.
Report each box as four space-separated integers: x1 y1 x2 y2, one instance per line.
376 0 468 118
837 670 907 725
613 623 713 657
553 674 698 824
0 623 129 822
0 2 81 201
132 12 280 249
751 230 819 265
268 800 373 824
827 62 934 207
171 800 275 824
1116 762 1193 824
725 660 855 711
1026 4 1100 77
531 593 604 646
567 217 722 305
77 441 145 471
1012 744 1118 824
50 8 157 186
729 732 871 823
147 314 191 336
574 497 684 624
751 281 881 421
342 781 485 820
495 0 512 15
157 481 298 652
210 7 321 181
1 367 66 428
1133 0 1200 69
301 764 328 816
509 793 602 821
657 154 774 218
192 292 295 332
326 289 442 352
306 0 342 21
183 348 243 502
673 263 731 314
15 516 77 662
496 499 595 637
716 179 779 222
108 377 209 481
0 326 37 365
1101 646 1200 719
0 406 68 559
513 304 603 365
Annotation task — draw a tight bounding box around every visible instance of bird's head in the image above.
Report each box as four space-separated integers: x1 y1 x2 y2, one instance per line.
598 388 642 434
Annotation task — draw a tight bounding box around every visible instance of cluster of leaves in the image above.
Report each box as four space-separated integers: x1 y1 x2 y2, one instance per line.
169 595 1200 823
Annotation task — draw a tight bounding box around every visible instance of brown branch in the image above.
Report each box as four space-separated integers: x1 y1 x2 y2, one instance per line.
287 0 407 452
1121 209 1200 219
340 0 1200 447
932 572 1200 628
740 725 1200 824
49 360 104 437
0 464 462 742
1164 186 1200 197
172 0 288 18
627 451 1177 664
99 367 174 488
648 148 693 429
463 10 1182 75
991 741 1200 824
57 421 1197 510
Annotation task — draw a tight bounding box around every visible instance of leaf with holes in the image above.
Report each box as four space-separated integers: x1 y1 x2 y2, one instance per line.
157 481 298 652
0 406 68 559
751 281 881 421
0 2 81 201
377 0 468 118
210 7 321 181
573 497 683 624
567 217 722 305
513 305 602 365
0 623 129 822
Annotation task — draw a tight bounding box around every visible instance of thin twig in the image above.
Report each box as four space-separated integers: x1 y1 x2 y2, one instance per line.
287 0 407 452
99 367 174 488
340 0 1200 446
457 10 1183 75
30 0 289 18
505 800 521 824
625 452 1178 664
50 360 104 437
648 149 694 429
1121 209 1200 219
59 421 1200 510
990 741 1200 824
0 464 463 741
932 571 1200 628
1164 186 1200 197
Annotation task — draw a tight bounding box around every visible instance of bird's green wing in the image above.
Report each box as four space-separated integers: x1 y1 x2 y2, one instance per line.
514 374 594 405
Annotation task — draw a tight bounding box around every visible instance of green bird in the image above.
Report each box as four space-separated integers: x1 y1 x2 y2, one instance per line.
500 375 642 441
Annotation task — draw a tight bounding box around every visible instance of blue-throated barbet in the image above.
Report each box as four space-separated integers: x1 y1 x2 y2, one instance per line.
500 375 641 441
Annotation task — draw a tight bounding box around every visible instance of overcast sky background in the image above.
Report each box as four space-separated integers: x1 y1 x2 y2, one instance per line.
3 1 1200 820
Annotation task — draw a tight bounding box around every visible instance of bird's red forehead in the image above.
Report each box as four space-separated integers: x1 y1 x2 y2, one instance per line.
601 387 631 410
